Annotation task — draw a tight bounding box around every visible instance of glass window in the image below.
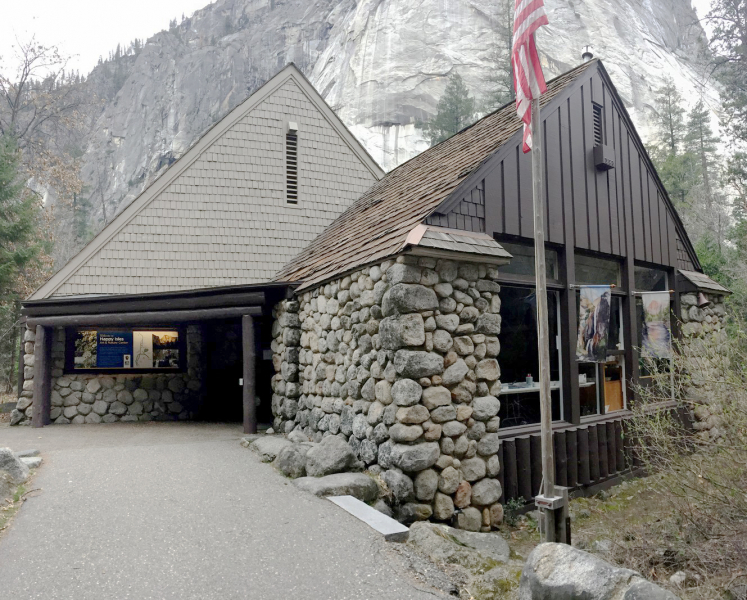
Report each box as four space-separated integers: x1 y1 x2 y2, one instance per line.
575 253 621 286
579 356 627 416
67 328 181 372
634 266 667 291
498 286 563 427
498 242 559 280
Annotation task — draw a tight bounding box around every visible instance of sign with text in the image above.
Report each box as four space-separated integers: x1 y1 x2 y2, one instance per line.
72 329 180 370
96 331 133 368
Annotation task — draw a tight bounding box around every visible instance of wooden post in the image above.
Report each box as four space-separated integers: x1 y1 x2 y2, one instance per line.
530 97 557 542
31 325 52 428
16 318 25 398
242 315 257 434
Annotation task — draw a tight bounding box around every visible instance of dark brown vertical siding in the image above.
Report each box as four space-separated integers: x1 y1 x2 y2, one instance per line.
605 89 621 255
569 93 589 249
582 83 600 251
519 144 534 237
667 211 678 269
595 86 612 254
484 168 503 235
658 195 671 266
503 148 520 234
561 98 577 248
629 144 645 261
648 175 662 264
545 109 565 244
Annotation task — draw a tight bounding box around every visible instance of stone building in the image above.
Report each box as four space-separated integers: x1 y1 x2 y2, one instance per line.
15 59 729 526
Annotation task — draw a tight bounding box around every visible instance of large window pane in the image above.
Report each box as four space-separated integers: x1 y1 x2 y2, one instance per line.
575 253 621 286
634 266 667 291
498 286 562 427
499 242 558 280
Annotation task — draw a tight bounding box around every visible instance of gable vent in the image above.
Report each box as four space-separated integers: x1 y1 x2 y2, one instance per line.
286 123 298 204
592 103 604 147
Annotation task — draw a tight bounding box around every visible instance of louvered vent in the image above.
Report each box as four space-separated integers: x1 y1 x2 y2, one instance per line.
286 128 298 203
592 103 604 146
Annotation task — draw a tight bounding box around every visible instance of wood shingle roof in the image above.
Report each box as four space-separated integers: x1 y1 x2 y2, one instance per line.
276 60 595 290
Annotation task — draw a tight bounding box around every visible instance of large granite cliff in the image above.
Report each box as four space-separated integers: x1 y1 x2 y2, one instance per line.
79 0 714 224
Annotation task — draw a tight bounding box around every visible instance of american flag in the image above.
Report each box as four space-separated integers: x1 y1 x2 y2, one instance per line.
512 0 549 153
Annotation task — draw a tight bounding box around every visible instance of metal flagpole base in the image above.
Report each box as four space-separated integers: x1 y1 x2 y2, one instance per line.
535 486 570 543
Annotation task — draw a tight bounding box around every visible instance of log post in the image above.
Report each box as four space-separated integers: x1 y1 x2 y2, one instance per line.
242 315 256 434
31 325 52 427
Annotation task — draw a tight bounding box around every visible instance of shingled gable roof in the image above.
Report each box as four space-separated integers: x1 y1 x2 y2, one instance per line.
275 61 596 290
29 63 384 300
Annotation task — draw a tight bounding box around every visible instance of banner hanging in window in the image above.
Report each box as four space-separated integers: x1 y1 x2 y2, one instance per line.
576 285 612 362
640 292 672 359
73 329 179 370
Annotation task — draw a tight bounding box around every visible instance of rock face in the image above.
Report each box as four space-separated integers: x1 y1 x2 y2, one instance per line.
74 0 714 228
408 521 510 569
0 448 30 484
519 543 680 600
271 255 504 528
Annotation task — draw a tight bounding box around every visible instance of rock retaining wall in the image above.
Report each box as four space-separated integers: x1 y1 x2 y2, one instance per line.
679 292 728 441
12 325 205 425
271 254 506 530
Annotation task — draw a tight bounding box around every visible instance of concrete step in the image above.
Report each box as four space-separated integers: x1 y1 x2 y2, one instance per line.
328 495 409 542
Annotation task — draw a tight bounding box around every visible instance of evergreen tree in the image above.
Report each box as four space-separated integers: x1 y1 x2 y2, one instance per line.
483 0 515 112
653 77 687 154
707 0 747 142
685 100 720 208
0 135 38 292
420 73 476 146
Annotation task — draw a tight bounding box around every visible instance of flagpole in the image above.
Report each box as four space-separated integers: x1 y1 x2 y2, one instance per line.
530 97 556 542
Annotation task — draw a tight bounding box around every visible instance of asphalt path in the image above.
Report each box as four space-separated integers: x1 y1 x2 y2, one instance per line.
0 422 439 599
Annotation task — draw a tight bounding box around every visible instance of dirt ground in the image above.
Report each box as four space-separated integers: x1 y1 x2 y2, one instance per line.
496 474 746 600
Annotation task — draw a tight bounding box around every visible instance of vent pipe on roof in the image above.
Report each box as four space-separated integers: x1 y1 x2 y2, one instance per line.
582 46 594 62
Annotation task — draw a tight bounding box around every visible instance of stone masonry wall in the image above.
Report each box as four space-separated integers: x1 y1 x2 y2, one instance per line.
12 325 204 425
679 292 728 442
271 253 506 531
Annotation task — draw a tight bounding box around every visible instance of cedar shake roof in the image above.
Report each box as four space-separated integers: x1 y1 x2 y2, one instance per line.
678 270 731 295
276 60 595 290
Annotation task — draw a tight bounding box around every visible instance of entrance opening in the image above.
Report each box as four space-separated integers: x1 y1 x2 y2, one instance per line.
198 316 275 425
200 319 243 422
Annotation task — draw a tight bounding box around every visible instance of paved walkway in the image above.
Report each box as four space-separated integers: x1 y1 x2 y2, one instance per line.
0 422 438 599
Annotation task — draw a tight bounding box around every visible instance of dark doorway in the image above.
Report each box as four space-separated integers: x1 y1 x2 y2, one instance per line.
201 320 243 422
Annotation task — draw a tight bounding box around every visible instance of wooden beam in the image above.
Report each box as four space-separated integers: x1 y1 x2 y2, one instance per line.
242 315 257 435
23 291 266 318
27 305 262 328
516 436 533 502
31 325 52 428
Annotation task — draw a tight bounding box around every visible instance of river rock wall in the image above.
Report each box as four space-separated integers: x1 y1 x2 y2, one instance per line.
271 254 506 530
679 292 728 442
12 325 205 425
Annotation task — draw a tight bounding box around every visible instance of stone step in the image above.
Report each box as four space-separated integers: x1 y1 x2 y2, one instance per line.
20 456 42 469
328 495 409 543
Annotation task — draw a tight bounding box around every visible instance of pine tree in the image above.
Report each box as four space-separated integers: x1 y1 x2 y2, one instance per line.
707 0 747 141
685 100 720 208
420 73 476 146
0 136 38 294
653 77 687 154
483 0 515 112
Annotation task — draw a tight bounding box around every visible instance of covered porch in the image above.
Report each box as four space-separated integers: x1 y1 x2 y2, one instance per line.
18 283 293 432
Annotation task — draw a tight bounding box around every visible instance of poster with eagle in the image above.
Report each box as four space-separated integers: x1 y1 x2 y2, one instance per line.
576 285 612 362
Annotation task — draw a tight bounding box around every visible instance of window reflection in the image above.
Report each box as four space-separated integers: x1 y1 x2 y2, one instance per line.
498 286 562 428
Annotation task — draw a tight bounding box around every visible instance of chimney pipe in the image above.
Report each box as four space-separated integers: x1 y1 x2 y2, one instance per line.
582 45 594 62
